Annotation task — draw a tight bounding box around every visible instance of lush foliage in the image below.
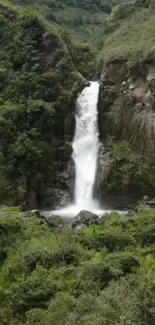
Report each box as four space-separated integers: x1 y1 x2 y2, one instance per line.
0 3 87 205
10 0 129 40
59 27 97 77
1 206 155 324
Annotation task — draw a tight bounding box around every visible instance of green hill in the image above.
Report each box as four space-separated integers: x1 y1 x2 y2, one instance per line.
10 0 129 39
96 0 155 64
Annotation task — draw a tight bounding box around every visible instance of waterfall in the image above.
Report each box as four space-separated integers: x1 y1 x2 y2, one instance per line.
41 81 126 218
73 81 100 210
46 81 103 218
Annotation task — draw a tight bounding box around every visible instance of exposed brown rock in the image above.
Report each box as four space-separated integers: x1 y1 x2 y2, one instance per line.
98 59 155 155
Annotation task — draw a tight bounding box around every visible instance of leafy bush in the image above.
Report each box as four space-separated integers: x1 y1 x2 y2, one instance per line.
1 207 155 324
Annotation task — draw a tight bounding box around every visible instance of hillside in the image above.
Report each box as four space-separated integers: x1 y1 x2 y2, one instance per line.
10 0 129 39
96 0 155 63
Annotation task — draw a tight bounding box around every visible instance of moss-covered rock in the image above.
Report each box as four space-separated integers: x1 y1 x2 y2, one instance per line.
99 141 155 208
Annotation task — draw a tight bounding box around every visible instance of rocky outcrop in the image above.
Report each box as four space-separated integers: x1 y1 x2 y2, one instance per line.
38 141 74 209
98 53 155 207
73 210 99 227
98 54 155 155
35 209 101 228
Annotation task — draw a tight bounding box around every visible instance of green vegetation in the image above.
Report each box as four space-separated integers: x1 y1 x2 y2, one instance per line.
59 27 97 77
102 141 155 196
112 141 155 191
10 0 129 39
0 2 91 205
96 0 155 63
0 1 155 324
1 206 155 324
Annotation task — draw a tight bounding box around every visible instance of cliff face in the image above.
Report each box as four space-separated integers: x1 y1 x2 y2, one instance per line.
98 55 155 155
98 53 155 207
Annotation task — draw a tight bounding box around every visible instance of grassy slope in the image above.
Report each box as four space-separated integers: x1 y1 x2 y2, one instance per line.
97 1 155 63
102 8 155 61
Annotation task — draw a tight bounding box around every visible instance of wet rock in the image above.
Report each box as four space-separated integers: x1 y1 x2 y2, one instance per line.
42 215 64 228
85 81 91 87
142 198 155 209
126 209 136 217
73 210 99 227
51 142 72 162
31 209 40 218
75 223 87 230
41 146 73 210
51 138 65 148
146 198 155 208
129 84 135 90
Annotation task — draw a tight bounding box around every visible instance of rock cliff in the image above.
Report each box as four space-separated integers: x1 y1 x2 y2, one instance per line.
98 52 155 207
98 53 155 155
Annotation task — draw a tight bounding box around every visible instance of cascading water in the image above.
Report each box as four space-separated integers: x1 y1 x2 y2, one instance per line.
43 81 105 218
72 81 100 210
42 82 126 218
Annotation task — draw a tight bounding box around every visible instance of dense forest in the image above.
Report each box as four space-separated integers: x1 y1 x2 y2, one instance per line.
1 0 155 324
0 1 96 208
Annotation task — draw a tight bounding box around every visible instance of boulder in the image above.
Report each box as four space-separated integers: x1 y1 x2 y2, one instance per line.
145 198 155 208
30 209 40 218
73 210 99 226
41 214 64 228
126 209 136 217
138 197 155 209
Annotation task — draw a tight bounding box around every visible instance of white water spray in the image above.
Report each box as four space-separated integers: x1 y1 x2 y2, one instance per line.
73 81 100 210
